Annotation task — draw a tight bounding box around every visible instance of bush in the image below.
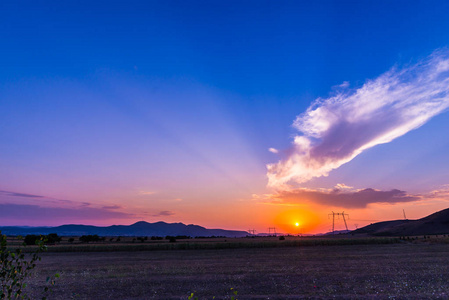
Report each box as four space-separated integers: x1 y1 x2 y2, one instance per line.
46 233 62 244
79 235 101 243
24 234 39 246
1 231 59 299
279 236 285 241
24 234 61 246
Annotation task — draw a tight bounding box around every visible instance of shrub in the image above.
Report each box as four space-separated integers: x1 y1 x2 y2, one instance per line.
1 231 59 299
279 236 285 241
46 233 61 244
24 234 39 246
25 234 61 246
79 235 101 243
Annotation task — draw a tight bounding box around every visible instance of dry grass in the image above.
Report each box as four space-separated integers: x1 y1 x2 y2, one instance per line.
23 241 449 299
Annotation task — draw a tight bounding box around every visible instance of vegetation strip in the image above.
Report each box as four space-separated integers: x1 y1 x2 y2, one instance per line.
9 237 401 253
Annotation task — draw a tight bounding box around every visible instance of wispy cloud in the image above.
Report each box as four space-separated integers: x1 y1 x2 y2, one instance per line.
0 203 134 224
262 187 420 208
102 205 123 210
152 210 175 217
335 183 353 190
0 190 44 198
0 190 92 207
267 49 449 188
139 191 156 195
268 148 279 154
427 187 449 199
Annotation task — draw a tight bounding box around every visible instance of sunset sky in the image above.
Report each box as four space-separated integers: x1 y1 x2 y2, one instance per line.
2 1 449 234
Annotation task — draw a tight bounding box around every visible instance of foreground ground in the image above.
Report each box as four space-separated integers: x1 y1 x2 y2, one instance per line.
25 241 449 299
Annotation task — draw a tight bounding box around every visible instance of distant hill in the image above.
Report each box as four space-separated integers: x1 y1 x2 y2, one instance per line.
322 229 352 236
353 208 449 236
0 221 249 238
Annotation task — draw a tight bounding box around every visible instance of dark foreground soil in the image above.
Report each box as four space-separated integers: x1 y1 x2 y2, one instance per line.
25 243 449 299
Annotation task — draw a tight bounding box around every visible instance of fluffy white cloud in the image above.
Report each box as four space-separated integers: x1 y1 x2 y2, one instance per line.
267 49 449 188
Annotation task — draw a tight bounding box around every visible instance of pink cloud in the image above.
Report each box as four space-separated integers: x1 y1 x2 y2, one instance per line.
263 188 420 208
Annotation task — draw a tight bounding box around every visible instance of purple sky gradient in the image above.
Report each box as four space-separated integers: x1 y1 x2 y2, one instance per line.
1 2 449 232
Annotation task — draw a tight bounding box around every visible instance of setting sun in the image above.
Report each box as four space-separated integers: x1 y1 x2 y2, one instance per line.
273 209 321 234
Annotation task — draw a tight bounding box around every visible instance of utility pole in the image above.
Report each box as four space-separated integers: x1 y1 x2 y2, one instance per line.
328 211 349 234
403 209 407 220
268 227 277 237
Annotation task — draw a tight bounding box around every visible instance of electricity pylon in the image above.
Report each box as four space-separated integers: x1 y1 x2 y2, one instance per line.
328 211 349 234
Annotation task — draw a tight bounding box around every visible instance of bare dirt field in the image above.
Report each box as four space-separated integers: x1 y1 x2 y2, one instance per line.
24 240 449 299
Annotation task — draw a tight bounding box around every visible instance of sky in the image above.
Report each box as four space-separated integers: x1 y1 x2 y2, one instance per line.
1 1 449 234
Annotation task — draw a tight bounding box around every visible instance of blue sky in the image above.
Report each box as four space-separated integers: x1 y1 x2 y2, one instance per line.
1 1 449 232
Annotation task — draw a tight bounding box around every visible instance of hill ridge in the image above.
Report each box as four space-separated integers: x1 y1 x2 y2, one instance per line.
0 221 248 237
354 207 449 236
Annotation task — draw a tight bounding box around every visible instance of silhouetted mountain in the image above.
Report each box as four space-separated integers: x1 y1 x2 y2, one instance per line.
0 221 249 237
353 208 449 236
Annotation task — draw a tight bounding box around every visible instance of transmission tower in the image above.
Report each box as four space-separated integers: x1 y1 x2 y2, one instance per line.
268 227 277 236
328 211 349 234
247 229 256 235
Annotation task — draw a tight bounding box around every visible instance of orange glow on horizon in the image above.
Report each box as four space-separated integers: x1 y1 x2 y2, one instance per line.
274 208 321 234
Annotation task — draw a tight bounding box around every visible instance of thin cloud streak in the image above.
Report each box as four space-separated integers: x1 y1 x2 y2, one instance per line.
152 210 175 217
102 205 123 210
0 190 44 198
0 203 134 224
267 49 449 188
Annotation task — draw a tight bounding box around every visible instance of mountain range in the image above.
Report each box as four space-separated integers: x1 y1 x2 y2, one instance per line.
0 221 249 238
2 207 449 238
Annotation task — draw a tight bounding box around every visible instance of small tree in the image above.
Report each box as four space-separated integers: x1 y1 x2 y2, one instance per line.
24 235 39 246
1 232 58 299
24 234 61 246
46 234 61 245
79 235 101 243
